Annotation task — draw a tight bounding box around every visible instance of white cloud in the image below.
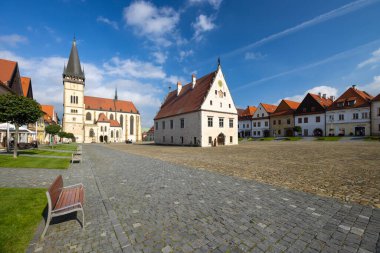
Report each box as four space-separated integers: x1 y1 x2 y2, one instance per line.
44 26 62 43
357 48 380 69
123 1 179 46
103 57 166 79
281 85 338 103
179 50 193 61
97 16 119 30
192 14 215 41
357 76 380 95
0 34 28 47
245 52 265 60
188 0 222 9
152 51 167 64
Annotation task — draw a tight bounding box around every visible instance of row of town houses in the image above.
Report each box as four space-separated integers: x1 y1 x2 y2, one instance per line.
238 85 380 137
0 58 60 147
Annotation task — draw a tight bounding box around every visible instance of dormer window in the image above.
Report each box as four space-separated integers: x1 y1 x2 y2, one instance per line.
302 108 306 112
347 100 356 106
337 102 344 107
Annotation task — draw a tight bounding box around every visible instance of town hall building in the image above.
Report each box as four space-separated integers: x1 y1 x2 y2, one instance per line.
62 39 141 143
154 62 238 147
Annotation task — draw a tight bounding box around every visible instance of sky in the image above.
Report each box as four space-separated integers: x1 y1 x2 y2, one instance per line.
1 0 380 128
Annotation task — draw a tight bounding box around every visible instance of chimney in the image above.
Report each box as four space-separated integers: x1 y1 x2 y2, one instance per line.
352 84 356 89
322 94 326 99
192 74 196 89
318 92 321 98
330 96 335 101
177 81 182 96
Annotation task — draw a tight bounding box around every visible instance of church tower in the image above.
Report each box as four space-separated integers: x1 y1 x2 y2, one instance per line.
62 38 85 143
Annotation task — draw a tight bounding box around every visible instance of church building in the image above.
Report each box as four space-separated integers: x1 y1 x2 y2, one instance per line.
62 39 141 143
154 62 238 147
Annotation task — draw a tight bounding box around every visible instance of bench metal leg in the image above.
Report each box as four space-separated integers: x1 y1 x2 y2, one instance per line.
41 215 51 239
82 209 85 230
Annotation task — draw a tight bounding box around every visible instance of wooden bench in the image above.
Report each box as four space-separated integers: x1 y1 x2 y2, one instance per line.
41 175 85 238
71 153 82 163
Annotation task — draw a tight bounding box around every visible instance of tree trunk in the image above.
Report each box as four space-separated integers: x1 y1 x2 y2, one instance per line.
13 124 19 158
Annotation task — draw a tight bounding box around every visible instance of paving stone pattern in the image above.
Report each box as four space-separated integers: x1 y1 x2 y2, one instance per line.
1 144 379 252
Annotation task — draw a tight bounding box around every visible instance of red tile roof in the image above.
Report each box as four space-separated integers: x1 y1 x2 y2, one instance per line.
97 113 110 122
271 99 300 117
328 87 373 111
0 59 17 83
110 120 121 127
41 105 56 123
373 93 380 102
261 103 277 113
21 77 32 98
309 93 333 107
154 71 216 120
84 96 138 113
238 106 257 120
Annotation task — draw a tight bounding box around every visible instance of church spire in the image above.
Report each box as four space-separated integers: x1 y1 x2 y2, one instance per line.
63 37 85 80
114 87 118 100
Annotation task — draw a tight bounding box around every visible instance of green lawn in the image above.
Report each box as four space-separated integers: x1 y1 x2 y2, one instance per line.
283 137 302 141
238 137 244 141
41 143 78 151
364 136 380 141
0 188 47 253
258 137 275 141
0 156 70 169
19 149 72 157
315 136 342 141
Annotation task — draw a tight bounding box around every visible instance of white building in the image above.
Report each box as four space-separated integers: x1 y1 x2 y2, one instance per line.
294 93 333 136
238 106 256 138
252 103 277 137
154 64 238 147
326 86 373 136
62 38 141 143
371 93 380 136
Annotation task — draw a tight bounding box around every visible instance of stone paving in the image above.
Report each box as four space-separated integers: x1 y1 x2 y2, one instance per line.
1 144 379 252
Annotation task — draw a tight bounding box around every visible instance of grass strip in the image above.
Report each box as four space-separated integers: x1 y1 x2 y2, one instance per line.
0 188 47 253
0 156 70 169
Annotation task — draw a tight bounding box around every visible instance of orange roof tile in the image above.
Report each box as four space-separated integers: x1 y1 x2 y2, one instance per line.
110 119 121 127
238 106 257 120
260 103 277 113
41 105 56 123
328 87 373 111
21 77 32 98
84 96 138 113
0 59 17 83
271 99 300 117
97 113 110 123
283 100 300 110
155 71 216 120
373 93 380 102
309 93 333 107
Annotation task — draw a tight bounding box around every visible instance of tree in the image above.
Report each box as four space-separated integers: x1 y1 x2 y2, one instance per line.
0 93 43 158
45 124 61 148
293 126 302 136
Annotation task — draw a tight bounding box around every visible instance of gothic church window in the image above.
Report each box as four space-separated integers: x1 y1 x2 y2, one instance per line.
86 112 91 121
130 116 134 135
89 128 95 137
110 114 114 120
120 115 123 128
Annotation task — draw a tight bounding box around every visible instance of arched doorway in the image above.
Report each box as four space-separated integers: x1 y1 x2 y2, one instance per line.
217 133 225 146
313 128 323 136
104 136 108 143
263 130 270 137
99 135 103 142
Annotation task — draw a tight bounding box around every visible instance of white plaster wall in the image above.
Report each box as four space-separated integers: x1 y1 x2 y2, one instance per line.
295 113 326 136
371 101 380 135
251 119 270 137
326 107 371 136
63 80 84 143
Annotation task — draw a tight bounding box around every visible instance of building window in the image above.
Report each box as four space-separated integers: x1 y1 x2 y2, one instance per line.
220 102 222 108
120 115 123 128
378 124 380 131
257 114 259 118
298 118 302 124
162 121 165 130
208 117 213 127
348 100 355 106
130 115 134 135
170 120 173 129
72 117 76 121
110 114 114 120
337 102 344 107
219 118 224 128
180 118 185 128
273 120 276 125
378 108 380 116
258 131 261 136
104 126 107 131
361 112 368 119
101 126 103 131
257 122 261 127
279 120 282 125
155 122 158 130
209 136 212 144
116 130 119 138
339 114 344 121
163 136 165 142
243 124 245 128
224 92 226 97
215 90 217 95
230 136 233 143
316 116 320 123
229 119 233 128
180 136 184 144
253 131 256 135
229 104 231 108
265 121 268 127
253 122 256 127
111 130 114 138
171 136 173 143
304 117 308 123
194 137 197 145
278 129 281 135
89 128 95 137
353 113 359 119
329 115 334 121
287 119 291 124
210 100 213 106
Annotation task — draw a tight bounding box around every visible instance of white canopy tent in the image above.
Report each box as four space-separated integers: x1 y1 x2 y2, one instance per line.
0 123 36 145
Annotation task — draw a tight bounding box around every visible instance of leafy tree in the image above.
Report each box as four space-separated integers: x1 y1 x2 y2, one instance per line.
65 133 75 142
293 126 302 136
45 124 61 148
0 93 43 158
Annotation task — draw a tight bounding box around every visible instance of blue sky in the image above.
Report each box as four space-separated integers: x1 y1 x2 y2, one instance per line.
1 0 380 128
